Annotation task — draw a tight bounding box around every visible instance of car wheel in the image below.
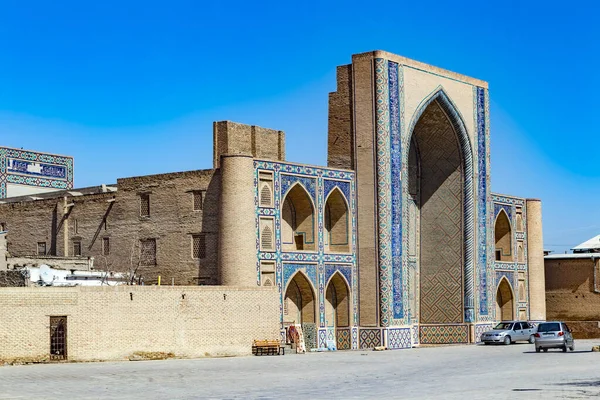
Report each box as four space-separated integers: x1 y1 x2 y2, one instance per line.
543 348 548 352
562 345 567 353
503 336 511 345
528 335 535 344
535 347 541 353
484 342 490 345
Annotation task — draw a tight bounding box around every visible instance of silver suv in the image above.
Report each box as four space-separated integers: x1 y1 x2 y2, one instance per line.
534 321 575 352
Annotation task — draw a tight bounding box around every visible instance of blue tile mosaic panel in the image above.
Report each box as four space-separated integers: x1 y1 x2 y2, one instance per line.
389 60 404 320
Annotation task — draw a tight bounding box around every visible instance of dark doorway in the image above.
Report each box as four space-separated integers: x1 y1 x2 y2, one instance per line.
50 316 68 360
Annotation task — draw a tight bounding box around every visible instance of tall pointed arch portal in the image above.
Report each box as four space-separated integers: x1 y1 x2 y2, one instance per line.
406 89 474 342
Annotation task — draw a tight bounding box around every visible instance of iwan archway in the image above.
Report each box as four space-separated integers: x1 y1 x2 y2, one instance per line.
406 89 474 343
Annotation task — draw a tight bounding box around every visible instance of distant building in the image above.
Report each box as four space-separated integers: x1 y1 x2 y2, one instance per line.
571 234 600 253
0 146 74 199
544 251 600 338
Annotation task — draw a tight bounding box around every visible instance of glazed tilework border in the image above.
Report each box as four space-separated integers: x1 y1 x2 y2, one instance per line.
475 323 494 343
389 61 404 320
475 87 489 317
419 325 469 344
254 160 358 349
374 59 394 326
482 89 494 323
376 59 407 325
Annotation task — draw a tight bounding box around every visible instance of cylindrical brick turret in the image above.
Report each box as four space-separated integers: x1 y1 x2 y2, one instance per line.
219 154 257 287
526 198 546 321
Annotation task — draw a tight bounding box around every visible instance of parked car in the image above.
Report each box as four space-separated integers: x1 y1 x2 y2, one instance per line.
481 321 537 345
534 321 575 352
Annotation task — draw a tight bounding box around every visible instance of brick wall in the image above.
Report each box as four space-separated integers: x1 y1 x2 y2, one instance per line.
0 286 279 362
545 257 600 321
0 169 220 285
213 121 285 168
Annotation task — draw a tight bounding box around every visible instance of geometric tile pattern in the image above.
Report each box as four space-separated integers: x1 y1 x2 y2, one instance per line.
389 61 404 320
419 325 469 344
416 100 463 324
323 179 350 204
336 328 351 350
302 322 317 350
283 263 318 290
280 174 317 203
318 329 327 349
475 86 489 317
374 58 394 327
359 328 382 349
387 328 411 349
412 325 419 345
475 323 494 343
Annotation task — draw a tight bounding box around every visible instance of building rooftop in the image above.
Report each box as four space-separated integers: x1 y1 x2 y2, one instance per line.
545 253 600 260
571 234 600 252
0 184 117 204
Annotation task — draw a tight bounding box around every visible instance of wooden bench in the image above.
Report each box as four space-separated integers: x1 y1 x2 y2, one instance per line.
252 339 285 356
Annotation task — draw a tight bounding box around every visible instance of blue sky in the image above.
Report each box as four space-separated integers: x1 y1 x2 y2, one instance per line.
1 1 598 253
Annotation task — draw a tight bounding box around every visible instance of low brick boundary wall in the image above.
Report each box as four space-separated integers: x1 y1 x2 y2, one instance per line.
0 286 279 362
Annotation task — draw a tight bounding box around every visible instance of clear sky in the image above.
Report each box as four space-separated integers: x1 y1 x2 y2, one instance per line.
1 1 598 253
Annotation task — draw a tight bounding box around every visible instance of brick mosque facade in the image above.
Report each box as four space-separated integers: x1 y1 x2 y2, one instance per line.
0 50 546 350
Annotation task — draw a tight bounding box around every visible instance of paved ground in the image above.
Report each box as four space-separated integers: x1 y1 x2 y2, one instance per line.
2 340 600 399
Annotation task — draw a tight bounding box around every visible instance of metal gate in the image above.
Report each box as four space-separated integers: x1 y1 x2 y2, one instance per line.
50 316 67 360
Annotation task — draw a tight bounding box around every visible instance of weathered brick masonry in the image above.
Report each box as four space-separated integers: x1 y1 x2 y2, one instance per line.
0 170 220 285
0 286 279 362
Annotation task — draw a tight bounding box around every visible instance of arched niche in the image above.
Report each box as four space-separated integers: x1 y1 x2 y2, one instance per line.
283 272 316 325
495 210 513 262
496 277 515 321
325 188 350 253
282 184 315 252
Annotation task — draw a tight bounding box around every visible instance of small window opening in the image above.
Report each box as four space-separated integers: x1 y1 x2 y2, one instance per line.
37 242 46 256
73 241 82 256
102 237 110 256
192 234 206 259
140 239 157 266
193 191 204 211
140 194 150 217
